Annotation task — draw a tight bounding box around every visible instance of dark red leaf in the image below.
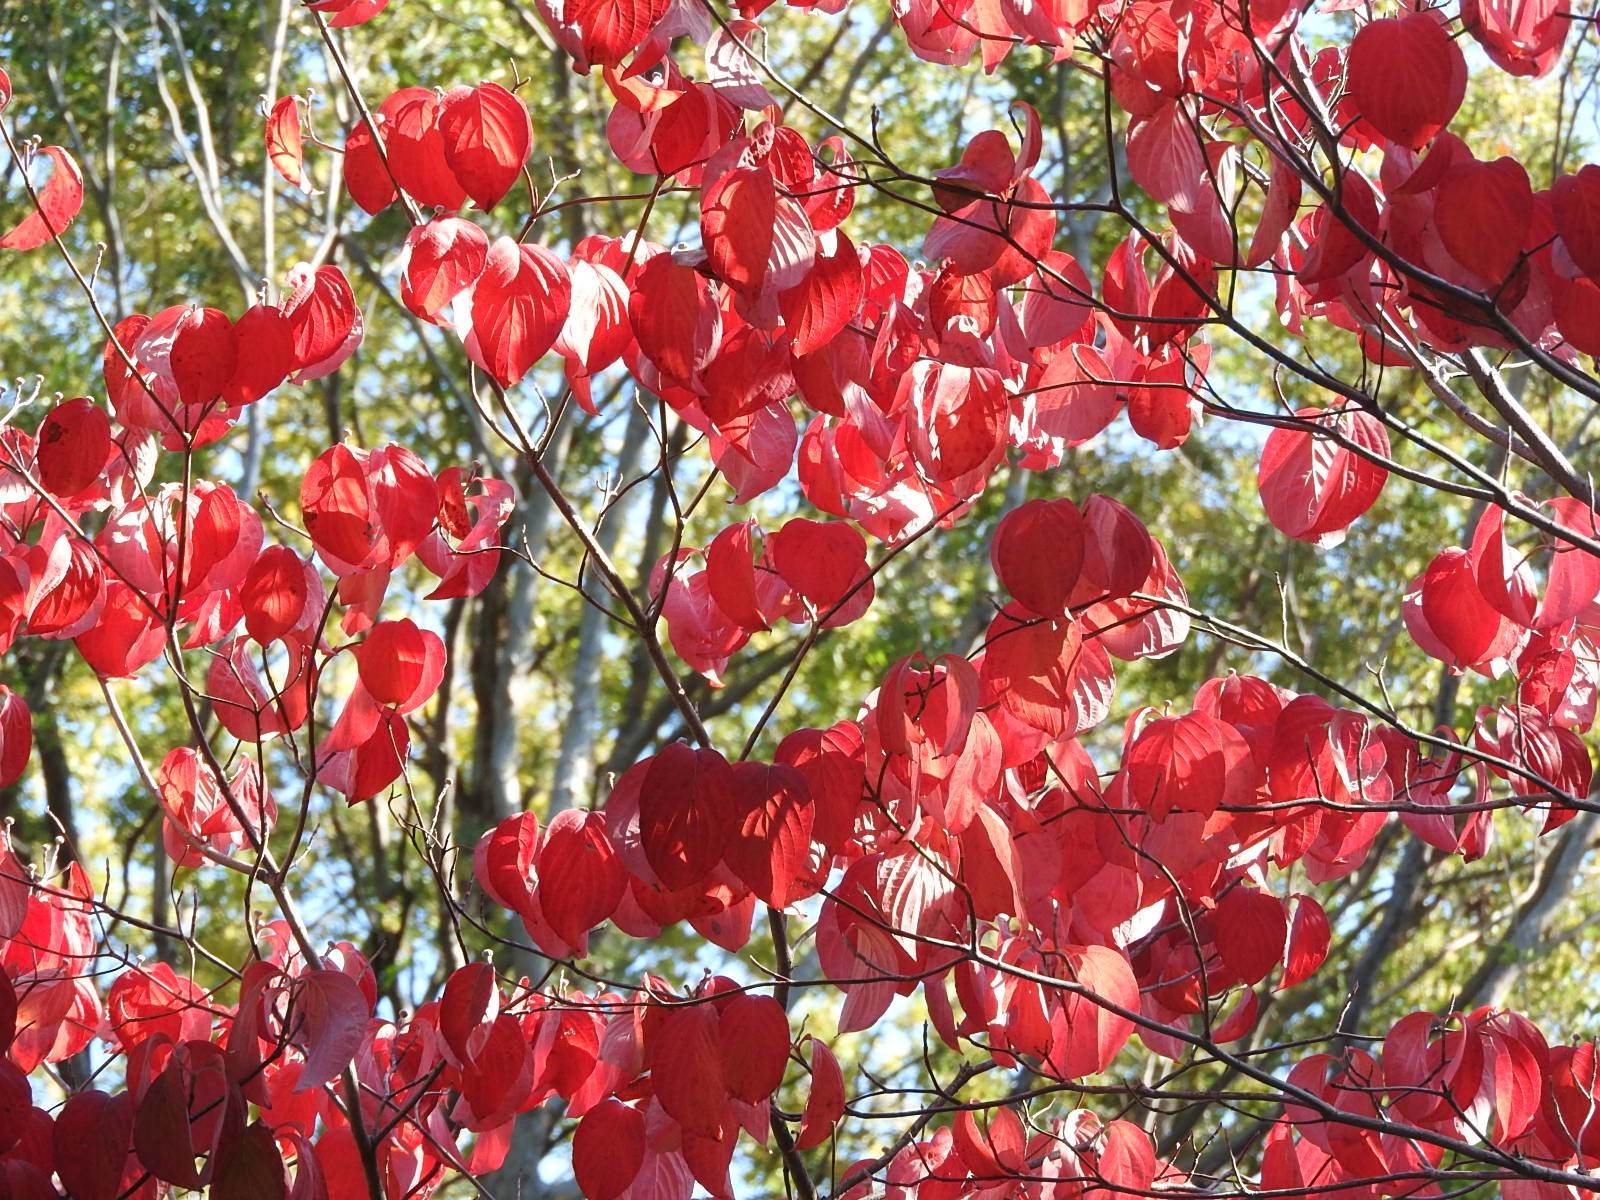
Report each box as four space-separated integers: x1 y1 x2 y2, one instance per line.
1553 164 1600 280
717 993 790 1103
637 743 736 890
54 1090 134 1200
212 1123 288 1200
440 961 501 1063
572 1100 645 1200
647 1004 727 1135
1214 887 1289 985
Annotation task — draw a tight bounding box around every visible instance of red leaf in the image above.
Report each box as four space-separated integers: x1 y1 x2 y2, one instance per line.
265 96 310 191
107 962 210 1050
629 252 721 384
928 264 997 337
565 0 673 67
1413 547 1527 671
318 0 393 25
386 89 468 210
706 20 776 108
1046 945 1138 1080
224 304 294 405
717 993 791 1103
769 518 872 624
401 217 489 324
953 1106 1027 1175
781 232 864 357
1214 887 1289 985
1535 499 1600 629
1345 14 1466 149
535 808 626 947
74 580 164 679
1125 100 1209 212
0 972 14 1054
343 119 397 215
473 811 539 911
171 306 238 407
637 743 736 890
1256 406 1390 548
345 708 410 802
980 609 1088 738
440 961 501 1063
240 546 311 645
1298 174 1381 285
556 258 631 383
1070 494 1157 606
700 326 796 425
36 398 111 497
1462 0 1568 77
1553 164 1600 280
958 802 1024 914
1121 711 1252 820
1434 155 1533 282
0 146 84 250
133 1046 242 1189
1279 894 1331 991
795 1036 845 1150
466 237 572 386
356 618 445 710
573 1100 645 1200
713 401 796 505
703 166 778 295
458 1014 534 1125
438 83 532 211
726 762 815 908
0 1061 27 1156
991 498 1086 617
1212 988 1260 1042
704 519 778 632
1018 251 1094 348
283 264 361 381
681 1121 738 1197
901 361 1009 483
648 1004 727 1135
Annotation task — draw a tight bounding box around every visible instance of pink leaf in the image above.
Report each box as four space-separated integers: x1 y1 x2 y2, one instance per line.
265 96 311 192
293 969 372 1091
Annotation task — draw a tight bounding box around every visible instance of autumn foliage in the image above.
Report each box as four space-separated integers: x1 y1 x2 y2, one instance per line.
0 0 1599 1196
